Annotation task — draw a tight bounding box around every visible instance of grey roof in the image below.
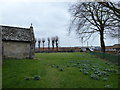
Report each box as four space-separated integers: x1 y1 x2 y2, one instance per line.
0 25 34 42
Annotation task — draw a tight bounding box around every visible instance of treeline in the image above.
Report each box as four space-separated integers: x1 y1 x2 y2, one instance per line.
35 36 59 51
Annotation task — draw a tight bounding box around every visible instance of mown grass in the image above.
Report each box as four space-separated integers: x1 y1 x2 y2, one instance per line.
0 65 2 89
2 52 119 88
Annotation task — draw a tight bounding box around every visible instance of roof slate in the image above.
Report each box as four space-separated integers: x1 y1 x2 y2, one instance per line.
0 25 34 42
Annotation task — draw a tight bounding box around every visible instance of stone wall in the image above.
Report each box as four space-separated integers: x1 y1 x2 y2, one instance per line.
29 26 35 59
2 41 31 59
0 27 2 62
0 27 2 89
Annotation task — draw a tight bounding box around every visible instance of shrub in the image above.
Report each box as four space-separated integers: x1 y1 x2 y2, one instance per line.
33 75 41 80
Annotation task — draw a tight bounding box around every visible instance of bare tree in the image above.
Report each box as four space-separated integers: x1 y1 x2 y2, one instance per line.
38 38 41 49
55 36 59 51
98 2 120 19
51 37 55 50
48 37 50 50
42 38 45 50
98 1 120 38
69 2 119 52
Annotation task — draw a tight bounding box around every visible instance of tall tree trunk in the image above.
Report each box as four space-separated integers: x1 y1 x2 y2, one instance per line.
56 41 58 51
38 42 40 49
43 42 44 50
48 41 50 50
52 41 54 50
100 31 105 52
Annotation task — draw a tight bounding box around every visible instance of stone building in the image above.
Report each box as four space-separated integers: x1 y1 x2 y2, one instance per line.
0 27 2 61
0 25 35 59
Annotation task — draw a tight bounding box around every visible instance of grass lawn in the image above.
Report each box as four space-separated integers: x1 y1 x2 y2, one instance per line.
0 65 2 89
2 52 120 88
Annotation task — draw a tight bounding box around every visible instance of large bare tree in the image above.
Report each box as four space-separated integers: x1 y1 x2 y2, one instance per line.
98 2 120 19
69 2 119 52
98 2 120 38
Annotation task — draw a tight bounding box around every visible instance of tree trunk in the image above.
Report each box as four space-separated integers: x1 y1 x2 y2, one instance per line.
56 42 58 51
48 42 49 49
52 41 54 50
38 42 40 49
48 43 49 49
100 31 105 52
43 42 44 50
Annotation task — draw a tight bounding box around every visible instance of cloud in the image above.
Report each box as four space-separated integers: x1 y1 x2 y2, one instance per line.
0 1 118 47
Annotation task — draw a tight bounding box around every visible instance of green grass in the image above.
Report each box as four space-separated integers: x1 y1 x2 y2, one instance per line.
0 64 2 89
2 52 119 88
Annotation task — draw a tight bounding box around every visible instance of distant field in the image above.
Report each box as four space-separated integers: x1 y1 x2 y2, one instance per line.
2 52 120 88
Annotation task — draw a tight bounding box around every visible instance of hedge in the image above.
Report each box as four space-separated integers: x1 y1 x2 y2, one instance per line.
90 52 120 64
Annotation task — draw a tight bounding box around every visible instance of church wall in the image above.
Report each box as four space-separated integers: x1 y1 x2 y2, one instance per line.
0 28 2 62
2 41 31 59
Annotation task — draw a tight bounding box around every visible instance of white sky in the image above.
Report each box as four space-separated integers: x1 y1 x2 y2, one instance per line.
0 0 119 47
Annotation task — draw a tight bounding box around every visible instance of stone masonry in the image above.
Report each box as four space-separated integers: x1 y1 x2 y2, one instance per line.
0 27 1 89
0 25 35 59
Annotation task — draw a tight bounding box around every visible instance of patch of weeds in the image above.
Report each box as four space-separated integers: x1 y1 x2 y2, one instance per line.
83 71 89 75
51 59 118 85
24 75 41 80
104 85 112 88
90 74 100 80
33 75 41 80
59 68 64 71
24 77 31 80
102 78 108 81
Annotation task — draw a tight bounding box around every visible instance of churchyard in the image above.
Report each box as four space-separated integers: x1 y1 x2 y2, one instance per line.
2 52 119 88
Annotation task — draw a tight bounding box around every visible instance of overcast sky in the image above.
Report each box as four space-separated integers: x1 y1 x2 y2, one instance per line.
0 0 118 47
